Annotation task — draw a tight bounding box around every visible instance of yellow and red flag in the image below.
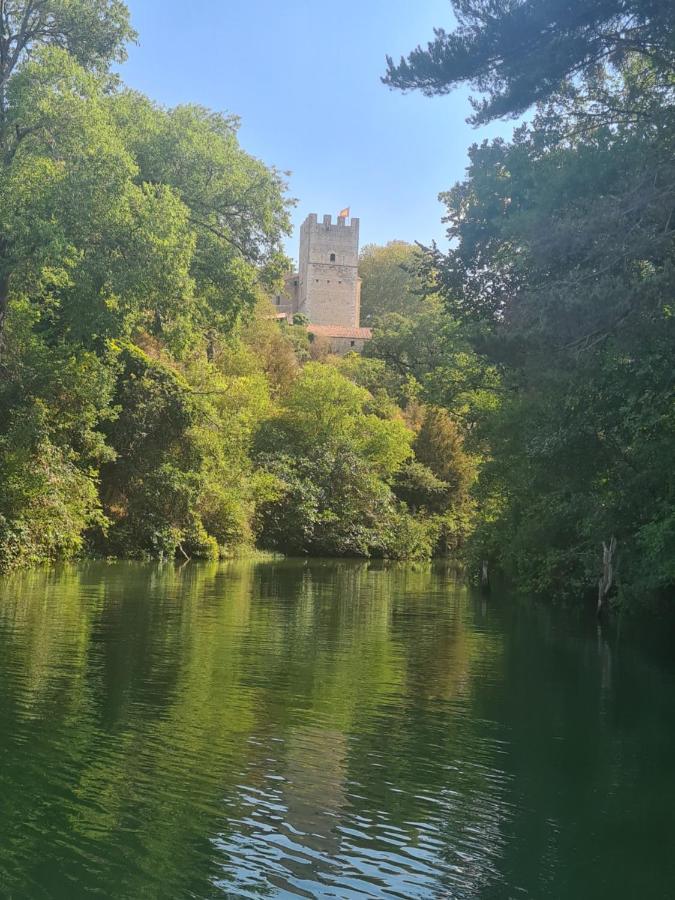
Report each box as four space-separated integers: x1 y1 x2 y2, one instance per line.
338 207 350 219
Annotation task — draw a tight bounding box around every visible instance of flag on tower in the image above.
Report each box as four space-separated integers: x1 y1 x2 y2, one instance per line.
338 207 350 219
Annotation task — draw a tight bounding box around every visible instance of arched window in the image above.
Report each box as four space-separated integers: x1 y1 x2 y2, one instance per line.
330 253 336 262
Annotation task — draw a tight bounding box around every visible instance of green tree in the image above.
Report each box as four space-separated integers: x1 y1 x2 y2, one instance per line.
0 49 197 350
425 81 673 601
393 406 477 552
254 363 437 558
0 1 133 88
0 0 136 337
110 93 292 333
382 0 675 603
415 406 474 498
359 241 428 325
365 299 497 418
383 0 675 124
266 362 413 477
0 0 295 569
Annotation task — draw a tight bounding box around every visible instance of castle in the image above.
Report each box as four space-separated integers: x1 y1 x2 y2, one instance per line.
274 212 372 353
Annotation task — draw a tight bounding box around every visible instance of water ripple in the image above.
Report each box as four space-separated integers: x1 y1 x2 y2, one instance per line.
0 560 673 898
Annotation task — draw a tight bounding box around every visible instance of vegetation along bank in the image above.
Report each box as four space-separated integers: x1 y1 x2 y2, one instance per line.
1 0 674 614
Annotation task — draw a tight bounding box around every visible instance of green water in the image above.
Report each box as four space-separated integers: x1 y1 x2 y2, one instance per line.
0 560 674 899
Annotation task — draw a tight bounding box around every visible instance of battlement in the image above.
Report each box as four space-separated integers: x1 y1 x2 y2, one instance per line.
304 213 360 232
297 211 362 329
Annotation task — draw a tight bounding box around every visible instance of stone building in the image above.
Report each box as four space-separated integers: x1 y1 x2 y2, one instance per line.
274 212 372 353
304 323 372 354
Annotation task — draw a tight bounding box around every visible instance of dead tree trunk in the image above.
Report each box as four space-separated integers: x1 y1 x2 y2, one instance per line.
481 559 489 590
597 537 617 618
177 541 191 562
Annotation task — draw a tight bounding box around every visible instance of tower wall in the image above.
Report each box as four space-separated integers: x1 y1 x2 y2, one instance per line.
298 214 361 327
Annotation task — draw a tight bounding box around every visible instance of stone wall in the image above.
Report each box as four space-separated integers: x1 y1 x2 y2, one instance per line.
273 273 299 318
298 214 361 328
318 334 368 355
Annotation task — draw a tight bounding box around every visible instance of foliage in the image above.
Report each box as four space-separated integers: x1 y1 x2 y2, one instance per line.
0 2 308 570
264 363 413 476
385 0 675 605
0 0 532 568
359 241 429 325
253 364 433 559
0 420 105 569
0 0 136 338
237 301 313 391
0 297 114 569
0 39 292 350
383 0 675 125
415 406 475 500
394 406 478 553
252 360 478 560
364 298 498 418
109 93 292 332
0 0 135 85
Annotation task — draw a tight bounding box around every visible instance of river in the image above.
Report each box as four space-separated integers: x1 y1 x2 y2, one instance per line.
0 559 673 898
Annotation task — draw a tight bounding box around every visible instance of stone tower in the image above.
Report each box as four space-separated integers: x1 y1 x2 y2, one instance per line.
296 213 361 327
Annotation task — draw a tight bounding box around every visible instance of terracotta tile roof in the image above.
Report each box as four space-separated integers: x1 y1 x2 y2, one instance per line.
307 324 372 339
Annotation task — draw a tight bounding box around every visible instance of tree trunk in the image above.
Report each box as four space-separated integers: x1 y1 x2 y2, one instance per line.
597 536 617 618
177 541 191 562
481 559 490 590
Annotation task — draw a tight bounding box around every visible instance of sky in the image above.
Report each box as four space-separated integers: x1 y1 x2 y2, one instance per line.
121 0 511 261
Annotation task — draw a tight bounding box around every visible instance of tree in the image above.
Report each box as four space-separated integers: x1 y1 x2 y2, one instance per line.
392 405 477 552
0 0 297 569
0 0 133 89
383 0 675 124
415 406 474 498
262 362 413 478
424 69 675 600
0 0 136 336
365 298 497 417
110 93 292 333
0 49 199 350
0 339 113 568
254 363 437 559
381 0 675 602
359 241 428 325
96 338 278 559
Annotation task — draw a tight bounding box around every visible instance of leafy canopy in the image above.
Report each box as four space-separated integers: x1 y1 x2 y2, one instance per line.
359 241 429 325
0 1 134 89
383 0 675 123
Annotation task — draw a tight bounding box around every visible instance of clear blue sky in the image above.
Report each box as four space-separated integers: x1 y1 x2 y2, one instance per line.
121 0 510 260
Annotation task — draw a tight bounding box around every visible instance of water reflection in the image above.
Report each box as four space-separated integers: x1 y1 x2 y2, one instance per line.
0 560 673 898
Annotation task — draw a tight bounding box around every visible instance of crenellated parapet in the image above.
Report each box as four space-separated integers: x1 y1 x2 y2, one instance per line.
296 212 362 328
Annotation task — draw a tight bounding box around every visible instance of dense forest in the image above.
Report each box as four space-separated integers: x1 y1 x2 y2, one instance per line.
0 0 474 572
1 0 674 612
384 0 675 607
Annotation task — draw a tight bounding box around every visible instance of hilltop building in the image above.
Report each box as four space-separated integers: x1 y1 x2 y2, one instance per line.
275 212 372 353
